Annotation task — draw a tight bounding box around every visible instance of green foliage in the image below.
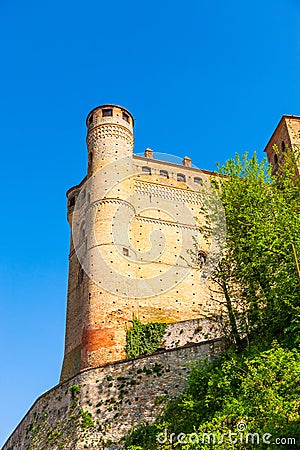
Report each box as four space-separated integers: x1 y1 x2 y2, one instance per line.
69 384 81 400
123 344 300 449
211 151 300 347
79 408 94 429
126 316 167 358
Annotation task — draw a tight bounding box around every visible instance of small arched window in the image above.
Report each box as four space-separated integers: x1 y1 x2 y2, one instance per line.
142 166 151 174
69 197 76 207
177 173 186 182
194 177 203 185
160 170 169 178
198 250 207 266
274 154 278 165
281 141 286 152
88 114 93 125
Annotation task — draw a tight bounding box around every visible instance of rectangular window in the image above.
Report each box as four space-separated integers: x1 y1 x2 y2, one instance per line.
177 173 186 182
102 108 113 117
160 170 169 178
194 177 203 185
122 111 129 122
142 166 151 174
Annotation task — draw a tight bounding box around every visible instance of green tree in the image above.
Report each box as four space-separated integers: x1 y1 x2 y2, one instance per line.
209 150 300 347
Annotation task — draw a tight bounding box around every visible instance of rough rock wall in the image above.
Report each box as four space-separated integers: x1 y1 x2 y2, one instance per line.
3 340 222 450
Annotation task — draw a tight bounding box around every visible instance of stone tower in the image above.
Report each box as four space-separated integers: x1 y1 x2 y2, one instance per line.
61 105 135 381
264 115 300 175
60 104 224 383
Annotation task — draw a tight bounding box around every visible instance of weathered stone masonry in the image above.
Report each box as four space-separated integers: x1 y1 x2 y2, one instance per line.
2 340 223 450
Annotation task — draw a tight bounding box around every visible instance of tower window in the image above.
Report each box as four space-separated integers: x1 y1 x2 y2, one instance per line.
78 267 84 284
177 173 186 182
81 226 86 241
142 166 151 174
274 153 278 165
102 108 113 117
122 111 129 122
88 114 93 125
69 197 76 207
123 247 129 256
281 141 286 152
194 177 203 185
160 170 169 178
198 250 207 265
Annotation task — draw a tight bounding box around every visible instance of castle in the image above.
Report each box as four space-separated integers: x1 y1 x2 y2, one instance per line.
2 107 300 450
60 103 226 382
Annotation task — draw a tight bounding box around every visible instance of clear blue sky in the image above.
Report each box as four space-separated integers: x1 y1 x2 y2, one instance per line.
0 0 299 445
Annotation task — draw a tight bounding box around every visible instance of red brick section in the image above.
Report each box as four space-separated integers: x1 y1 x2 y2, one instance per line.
82 327 116 353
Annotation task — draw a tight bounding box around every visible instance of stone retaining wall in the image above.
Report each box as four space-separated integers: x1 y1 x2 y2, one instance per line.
3 339 223 450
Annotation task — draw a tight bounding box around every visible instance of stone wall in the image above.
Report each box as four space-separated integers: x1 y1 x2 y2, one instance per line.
3 339 223 450
162 318 222 349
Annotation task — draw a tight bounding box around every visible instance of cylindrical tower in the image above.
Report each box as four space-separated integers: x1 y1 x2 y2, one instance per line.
86 104 134 175
60 105 136 382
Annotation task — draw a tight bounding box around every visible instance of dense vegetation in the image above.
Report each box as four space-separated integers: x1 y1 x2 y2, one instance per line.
126 316 167 358
122 150 300 449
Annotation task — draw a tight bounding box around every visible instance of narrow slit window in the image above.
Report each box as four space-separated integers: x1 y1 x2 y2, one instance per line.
123 247 129 256
281 141 286 152
78 267 84 284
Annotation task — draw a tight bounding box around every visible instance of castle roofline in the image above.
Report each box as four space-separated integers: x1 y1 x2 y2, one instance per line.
86 104 134 127
263 114 300 153
66 155 219 198
133 154 218 176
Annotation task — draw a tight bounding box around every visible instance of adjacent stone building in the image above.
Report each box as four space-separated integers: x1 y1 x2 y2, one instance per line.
264 114 300 175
